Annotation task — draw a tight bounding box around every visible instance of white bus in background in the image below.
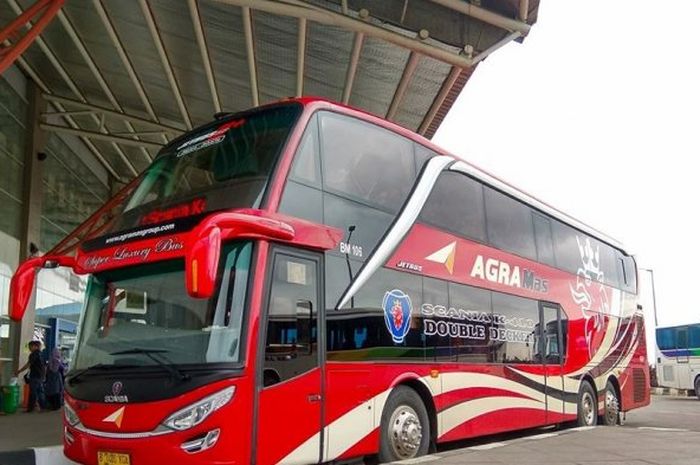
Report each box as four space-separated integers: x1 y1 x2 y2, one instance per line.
656 324 700 398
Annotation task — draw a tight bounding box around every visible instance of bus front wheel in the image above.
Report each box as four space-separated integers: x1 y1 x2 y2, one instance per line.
577 381 598 427
378 386 430 463
695 377 700 401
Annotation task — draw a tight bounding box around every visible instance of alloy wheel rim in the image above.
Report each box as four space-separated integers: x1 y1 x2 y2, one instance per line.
388 405 422 459
582 391 595 426
605 390 619 425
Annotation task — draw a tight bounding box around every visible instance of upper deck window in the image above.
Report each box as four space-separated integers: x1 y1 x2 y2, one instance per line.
117 104 301 229
484 187 537 261
319 112 415 213
418 171 487 243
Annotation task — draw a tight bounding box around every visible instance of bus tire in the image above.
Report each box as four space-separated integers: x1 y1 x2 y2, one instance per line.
378 386 430 463
695 377 700 401
602 381 620 426
577 381 598 427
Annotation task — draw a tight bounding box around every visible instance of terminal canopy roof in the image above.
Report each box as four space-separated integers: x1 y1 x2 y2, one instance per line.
2 0 539 181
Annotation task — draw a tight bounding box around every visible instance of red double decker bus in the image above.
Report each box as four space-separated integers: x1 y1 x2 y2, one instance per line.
10 98 649 465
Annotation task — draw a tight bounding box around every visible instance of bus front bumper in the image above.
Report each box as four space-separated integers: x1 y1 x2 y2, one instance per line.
64 424 240 465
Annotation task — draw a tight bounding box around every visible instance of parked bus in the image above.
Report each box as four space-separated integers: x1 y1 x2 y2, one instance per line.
10 98 650 465
656 324 700 398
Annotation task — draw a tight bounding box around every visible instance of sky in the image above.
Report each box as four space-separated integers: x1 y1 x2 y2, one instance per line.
433 0 700 353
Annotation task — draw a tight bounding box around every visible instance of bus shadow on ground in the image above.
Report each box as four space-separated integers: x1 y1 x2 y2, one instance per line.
357 423 583 464
436 422 579 454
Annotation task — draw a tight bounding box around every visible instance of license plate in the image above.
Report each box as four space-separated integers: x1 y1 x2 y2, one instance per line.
97 451 130 465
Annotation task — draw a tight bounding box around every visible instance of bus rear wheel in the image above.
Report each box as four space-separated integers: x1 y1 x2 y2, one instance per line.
602 381 620 426
695 377 700 401
577 381 598 427
378 386 430 463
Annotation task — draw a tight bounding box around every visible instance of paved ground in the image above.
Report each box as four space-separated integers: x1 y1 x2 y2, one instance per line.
624 393 700 431
0 395 698 464
415 395 700 465
0 409 63 452
424 427 700 465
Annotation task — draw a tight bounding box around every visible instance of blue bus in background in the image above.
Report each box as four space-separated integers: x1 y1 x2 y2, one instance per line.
656 324 700 398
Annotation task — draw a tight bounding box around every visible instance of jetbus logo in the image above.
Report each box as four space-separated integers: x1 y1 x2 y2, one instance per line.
382 289 412 344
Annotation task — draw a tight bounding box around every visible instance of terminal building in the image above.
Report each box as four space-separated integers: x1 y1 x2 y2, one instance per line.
0 0 539 384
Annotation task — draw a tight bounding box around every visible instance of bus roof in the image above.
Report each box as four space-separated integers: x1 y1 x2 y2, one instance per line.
155 96 628 255
294 97 628 255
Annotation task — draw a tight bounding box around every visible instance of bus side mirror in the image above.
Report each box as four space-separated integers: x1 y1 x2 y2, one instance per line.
10 256 79 321
185 226 222 299
9 258 43 321
184 211 296 299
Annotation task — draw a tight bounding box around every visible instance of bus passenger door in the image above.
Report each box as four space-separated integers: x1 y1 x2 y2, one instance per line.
256 249 324 465
540 303 565 424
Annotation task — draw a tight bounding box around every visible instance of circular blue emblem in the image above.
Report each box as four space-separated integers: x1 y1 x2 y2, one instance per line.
382 289 413 344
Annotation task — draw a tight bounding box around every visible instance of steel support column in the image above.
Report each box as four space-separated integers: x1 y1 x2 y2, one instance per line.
15 82 46 373
342 32 364 104
188 0 221 113
242 6 259 106
386 52 420 121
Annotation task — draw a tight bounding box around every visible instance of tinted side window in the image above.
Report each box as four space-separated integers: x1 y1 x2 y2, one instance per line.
326 267 425 360
552 221 584 275
419 171 486 243
623 256 637 294
616 251 638 294
656 327 676 351
446 282 492 363
288 115 320 187
422 278 451 361
690 325 700 349
414 144 436 174
491 292 539 364
677 328 689 350
323 193 393 261
325 254 357 311
540 304 565 364
596 241 620 288
320 112 415 212
484 188 536 260
533 213 555 267
278 181 323 223
264 254 319 386
552 220 621 288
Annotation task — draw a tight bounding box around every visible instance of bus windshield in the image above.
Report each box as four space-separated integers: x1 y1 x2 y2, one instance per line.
72 241 252 371
111 104 301 232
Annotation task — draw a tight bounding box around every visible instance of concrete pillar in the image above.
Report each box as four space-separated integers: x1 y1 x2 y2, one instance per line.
14 82 47 370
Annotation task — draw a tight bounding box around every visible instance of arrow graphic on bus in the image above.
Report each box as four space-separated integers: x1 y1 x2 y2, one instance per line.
102 406 125 428
426 241 457 275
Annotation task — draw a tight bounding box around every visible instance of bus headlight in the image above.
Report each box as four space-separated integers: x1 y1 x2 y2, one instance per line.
161 386 235 431
64 403 81 427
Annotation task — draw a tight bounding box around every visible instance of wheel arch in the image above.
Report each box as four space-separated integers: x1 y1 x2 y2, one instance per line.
579 374 599 414
580 374 597 394
389 376 438 451
606 375 622 411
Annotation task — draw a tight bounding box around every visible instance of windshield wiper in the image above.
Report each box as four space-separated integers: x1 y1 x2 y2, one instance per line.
110 348 190 382
67 363 133 384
